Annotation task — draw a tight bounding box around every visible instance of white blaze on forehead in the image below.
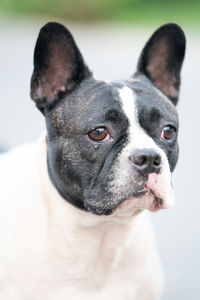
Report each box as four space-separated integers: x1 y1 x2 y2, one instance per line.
118 86 139 135
119 86 164 150
119 86 158 149
114 86 174 209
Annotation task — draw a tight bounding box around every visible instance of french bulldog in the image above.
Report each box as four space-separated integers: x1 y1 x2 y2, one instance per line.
0 22 185 300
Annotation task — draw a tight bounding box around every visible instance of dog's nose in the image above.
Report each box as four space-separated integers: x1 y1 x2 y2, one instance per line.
130 148 161 175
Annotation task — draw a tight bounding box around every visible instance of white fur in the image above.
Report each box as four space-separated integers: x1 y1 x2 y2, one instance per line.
0 136 164 300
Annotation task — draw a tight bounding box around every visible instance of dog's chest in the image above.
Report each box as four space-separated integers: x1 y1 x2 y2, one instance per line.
0 215 155 299
15 216 156 300
0 142 163 300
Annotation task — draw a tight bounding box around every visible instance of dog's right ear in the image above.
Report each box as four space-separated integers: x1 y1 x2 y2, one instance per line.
30 22 91 114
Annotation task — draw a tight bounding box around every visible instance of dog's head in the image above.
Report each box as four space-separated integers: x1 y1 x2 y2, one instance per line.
31 22 185 216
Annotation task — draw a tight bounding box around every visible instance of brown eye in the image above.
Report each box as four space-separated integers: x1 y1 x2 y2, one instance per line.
161 125 176 140
88 127 110 142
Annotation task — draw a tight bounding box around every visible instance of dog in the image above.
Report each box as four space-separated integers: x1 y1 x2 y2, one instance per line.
0 22 185 300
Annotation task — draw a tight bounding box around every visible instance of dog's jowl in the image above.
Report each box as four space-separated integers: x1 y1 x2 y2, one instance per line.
0 23 185 300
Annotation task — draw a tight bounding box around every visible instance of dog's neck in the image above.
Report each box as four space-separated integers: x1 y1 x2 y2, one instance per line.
37 135 145 284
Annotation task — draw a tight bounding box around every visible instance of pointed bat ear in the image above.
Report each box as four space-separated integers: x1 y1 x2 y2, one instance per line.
30 22 92 114
137 23 186 105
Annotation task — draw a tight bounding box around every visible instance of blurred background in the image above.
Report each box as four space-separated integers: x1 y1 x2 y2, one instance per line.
0 1 199 299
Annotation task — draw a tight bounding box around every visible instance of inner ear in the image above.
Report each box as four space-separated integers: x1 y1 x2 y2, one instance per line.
30 22 91 114
137 23 186 105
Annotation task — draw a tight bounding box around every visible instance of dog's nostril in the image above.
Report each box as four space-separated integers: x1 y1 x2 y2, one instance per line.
154 155 161 166
133 155 147 166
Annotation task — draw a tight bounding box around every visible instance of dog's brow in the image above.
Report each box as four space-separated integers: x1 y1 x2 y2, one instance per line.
105 109 124 123
149 107 161 123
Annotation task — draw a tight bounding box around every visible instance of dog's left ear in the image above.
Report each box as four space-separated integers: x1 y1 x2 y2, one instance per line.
30 22 91 114
137 23 186 105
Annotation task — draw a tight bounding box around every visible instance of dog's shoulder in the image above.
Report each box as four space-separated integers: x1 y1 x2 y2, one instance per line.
0 142 38 196
0 138 47 230
0 139 48 292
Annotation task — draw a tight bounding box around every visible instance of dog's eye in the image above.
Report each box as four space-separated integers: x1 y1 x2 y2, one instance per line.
88 127 110 142
161 125 176 140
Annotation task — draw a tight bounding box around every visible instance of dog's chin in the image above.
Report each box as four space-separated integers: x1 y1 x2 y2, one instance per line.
84 190 162 217
113 189 163 217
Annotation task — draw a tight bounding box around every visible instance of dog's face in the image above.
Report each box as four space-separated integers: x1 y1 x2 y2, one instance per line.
31 23 185 216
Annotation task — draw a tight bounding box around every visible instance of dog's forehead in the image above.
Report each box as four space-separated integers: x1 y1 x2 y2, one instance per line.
115 80 178 127
76 78 176 118
130 81 178 120
115 80 178 130
53 79 124 121
51 77 178 131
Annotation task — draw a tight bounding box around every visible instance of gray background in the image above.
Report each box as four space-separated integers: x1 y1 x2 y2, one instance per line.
0 16 199 299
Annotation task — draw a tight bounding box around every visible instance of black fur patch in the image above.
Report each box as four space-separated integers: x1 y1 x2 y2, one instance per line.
46 79 129 213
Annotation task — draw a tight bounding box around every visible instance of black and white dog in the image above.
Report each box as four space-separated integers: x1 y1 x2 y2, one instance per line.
0 23 185 299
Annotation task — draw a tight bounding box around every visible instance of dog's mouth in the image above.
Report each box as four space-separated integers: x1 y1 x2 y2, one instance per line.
84 185 164 216
114 172 173 216
137 185 164 210
144 186 164 210
115 185 164 215
84 172 174 216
